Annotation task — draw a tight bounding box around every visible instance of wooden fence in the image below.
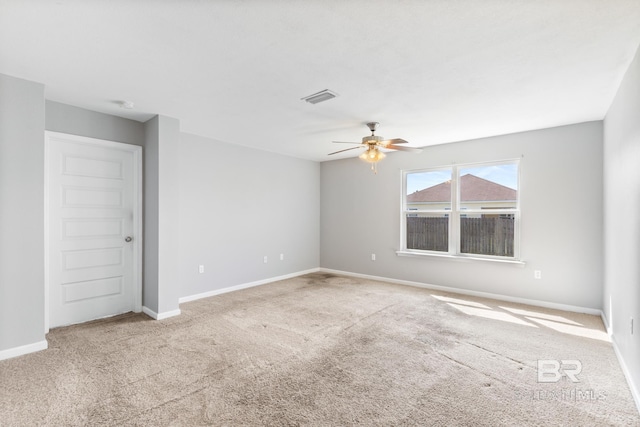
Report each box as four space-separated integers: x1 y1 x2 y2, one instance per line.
406 217 449 252
407 216 514 256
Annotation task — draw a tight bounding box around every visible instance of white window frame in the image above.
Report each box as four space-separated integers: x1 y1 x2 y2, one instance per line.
399 159 521 263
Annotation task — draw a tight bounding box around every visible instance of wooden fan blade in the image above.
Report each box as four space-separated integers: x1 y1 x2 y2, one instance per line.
332 141 362 145
328 146 363 155
387 145 423 153
379 138 409 147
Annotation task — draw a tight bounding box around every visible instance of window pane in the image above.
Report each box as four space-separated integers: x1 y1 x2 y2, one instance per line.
459 164 517 211
460 215 515 256
406 170 452 210
406 213 448 252
458 163 517 257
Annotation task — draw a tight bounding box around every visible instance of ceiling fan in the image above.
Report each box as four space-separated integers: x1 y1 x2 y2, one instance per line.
328 122 422 173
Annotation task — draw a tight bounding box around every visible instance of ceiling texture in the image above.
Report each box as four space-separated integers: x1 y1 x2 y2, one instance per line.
1 1 640 162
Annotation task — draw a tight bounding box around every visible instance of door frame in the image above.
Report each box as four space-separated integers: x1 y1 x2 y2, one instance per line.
44 131 143 333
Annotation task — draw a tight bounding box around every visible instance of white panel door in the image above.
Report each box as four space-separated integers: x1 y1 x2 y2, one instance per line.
46 132 141 328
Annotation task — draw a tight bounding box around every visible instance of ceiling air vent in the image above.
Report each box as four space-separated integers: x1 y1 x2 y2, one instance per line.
301 89 339 104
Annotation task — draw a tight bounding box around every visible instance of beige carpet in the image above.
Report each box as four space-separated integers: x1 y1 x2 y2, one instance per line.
1 273 638 426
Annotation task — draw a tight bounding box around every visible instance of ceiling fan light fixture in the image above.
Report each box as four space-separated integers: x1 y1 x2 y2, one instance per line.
328 122 416 174
359 147 386 163
301 89 339 104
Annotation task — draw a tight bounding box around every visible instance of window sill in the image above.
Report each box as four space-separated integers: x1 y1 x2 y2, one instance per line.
395 250 526 266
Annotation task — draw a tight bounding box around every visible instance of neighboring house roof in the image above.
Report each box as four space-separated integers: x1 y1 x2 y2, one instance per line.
407 174 516 203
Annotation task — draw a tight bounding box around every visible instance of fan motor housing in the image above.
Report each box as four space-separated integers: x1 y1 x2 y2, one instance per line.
363 135 383 144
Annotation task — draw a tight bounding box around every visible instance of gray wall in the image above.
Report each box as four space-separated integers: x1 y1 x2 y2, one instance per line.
157 117 181 313
45 101 145 146
178 133 320 298
0 74 45 352
143 115 181 314
603 43 640 402
143 117 160 312
321 122 603 309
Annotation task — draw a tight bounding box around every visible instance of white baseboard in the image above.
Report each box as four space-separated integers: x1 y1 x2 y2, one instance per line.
320 268 602 315
142 306 181 320
611 334 640 414
601 311 640 414
179 268 321 304
0 340 48 361
600 311 612 335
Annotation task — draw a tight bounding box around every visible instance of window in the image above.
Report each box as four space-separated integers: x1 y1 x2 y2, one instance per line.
401 160 520 260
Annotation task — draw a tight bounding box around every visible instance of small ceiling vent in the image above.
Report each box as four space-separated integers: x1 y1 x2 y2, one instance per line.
301 89 338 104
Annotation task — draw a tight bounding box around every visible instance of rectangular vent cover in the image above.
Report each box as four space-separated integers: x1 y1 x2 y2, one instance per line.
301 89 338 104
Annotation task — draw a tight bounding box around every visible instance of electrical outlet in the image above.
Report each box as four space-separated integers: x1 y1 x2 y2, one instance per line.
371 253 376 261
263 256 268 264
198 265 204 274
534 270 542 279
280 253 284 261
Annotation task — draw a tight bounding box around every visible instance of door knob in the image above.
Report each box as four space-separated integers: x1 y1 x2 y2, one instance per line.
125 236 133 242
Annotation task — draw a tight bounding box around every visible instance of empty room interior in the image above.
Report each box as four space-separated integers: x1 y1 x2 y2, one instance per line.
1 1 640 425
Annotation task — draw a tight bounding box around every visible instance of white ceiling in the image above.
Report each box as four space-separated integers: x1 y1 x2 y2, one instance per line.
1 1 640 161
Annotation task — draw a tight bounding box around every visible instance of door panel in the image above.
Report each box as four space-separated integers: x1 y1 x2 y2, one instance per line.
47 133 141 328
62 276 123 303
